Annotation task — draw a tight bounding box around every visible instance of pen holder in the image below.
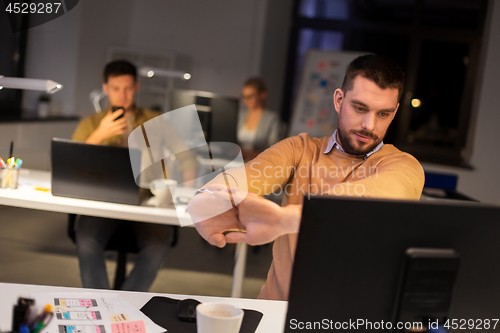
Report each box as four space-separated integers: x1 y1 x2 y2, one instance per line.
1 167 20 189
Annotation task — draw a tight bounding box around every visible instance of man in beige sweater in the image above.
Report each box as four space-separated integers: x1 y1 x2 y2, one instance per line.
188 54 425 301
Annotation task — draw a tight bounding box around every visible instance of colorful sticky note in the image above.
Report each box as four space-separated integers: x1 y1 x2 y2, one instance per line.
111 321 146 333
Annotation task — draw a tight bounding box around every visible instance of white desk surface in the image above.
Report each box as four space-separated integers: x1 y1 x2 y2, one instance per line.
0 169 191 225
0 283 287 333
0 169 249 299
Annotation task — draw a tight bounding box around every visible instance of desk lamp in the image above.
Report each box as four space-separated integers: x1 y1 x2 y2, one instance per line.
0 76 63 93
138 67 191 81
138 66 191 114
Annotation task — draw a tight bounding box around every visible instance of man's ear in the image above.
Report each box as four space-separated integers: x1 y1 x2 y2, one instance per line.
102 83 109 96
333 89 343 114
394 102 400 115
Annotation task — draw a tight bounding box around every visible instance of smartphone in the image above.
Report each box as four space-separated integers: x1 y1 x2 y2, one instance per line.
112 106 124 120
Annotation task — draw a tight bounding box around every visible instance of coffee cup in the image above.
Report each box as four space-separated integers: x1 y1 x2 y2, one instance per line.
150 179 177 207
196 303 244 333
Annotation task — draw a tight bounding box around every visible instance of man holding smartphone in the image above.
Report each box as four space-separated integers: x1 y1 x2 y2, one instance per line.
74 61 141 146
72 60 197 291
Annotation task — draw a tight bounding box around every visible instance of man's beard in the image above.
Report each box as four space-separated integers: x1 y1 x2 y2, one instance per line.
337 112 384 156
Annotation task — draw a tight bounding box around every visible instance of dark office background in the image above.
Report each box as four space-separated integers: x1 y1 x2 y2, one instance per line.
282 0 488 166
0 0 499 203
0 12 28 119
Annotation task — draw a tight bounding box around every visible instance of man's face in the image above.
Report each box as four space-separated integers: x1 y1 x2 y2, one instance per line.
333 75 399 155
102 74 138 111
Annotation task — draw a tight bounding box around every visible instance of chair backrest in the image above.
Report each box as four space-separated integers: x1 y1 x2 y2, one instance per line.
67 214 139 253
424 171 458 190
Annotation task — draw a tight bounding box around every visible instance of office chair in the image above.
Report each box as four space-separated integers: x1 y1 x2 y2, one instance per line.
67 214 179 290
423 171 477 201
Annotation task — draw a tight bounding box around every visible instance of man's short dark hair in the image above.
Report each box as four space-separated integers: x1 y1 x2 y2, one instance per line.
341 54 405 100
103 60 137 83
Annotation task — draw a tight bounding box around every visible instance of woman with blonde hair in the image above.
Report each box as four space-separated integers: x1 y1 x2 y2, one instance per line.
238 77 281 160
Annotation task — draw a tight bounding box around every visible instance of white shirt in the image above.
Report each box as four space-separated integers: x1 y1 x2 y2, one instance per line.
237 125 258 150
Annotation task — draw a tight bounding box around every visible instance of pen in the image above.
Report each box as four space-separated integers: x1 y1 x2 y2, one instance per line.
195 188 214 195
20 325 30 333
42 310 54 325
33 321 45 333
9 141 13 159
32 304 53 333
33 312 54 333
0 158 5 168
25 304 42 326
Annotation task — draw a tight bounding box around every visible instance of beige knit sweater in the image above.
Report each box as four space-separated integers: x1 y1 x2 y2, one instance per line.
207 133 425 300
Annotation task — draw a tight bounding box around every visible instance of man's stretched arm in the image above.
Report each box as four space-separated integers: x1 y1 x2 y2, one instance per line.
190 152 424 247
228 151 424 244
188 136 303 247
222 192 302 246
189 135 425 247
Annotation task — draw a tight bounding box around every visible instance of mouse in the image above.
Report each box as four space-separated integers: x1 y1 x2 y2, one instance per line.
177 299 201 322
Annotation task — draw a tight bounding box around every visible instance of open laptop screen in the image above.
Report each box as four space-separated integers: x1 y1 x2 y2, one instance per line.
51 138 142 205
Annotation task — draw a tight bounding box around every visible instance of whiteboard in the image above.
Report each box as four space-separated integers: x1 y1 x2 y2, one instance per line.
289 50 367 138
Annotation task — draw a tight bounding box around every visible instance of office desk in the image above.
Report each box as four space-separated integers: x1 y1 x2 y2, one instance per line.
0 169 190 224
0 282 288 333
0 169 248 298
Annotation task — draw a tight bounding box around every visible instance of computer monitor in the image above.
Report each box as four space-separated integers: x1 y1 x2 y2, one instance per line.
170 89 239 145
285 196 500 332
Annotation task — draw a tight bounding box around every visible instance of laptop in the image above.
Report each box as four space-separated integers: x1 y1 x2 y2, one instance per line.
285 196 500 332
51 138 142 205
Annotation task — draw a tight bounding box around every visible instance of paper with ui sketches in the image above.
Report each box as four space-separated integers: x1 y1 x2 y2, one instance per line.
111 321 147 333
29 293 166 333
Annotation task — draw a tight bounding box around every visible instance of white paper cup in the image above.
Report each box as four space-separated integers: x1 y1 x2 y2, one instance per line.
196 303 244 333
150 179 177 207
